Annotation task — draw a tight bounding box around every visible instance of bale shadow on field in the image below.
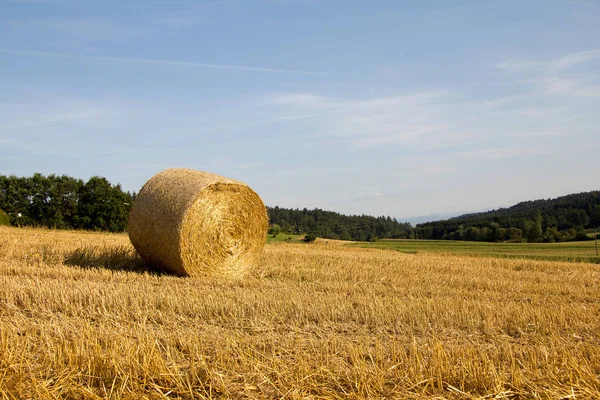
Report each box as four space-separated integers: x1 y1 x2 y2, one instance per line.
64 244 169 276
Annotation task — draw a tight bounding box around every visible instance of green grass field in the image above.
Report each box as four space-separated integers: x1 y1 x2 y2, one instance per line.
353 239 600 263
266 232 303 243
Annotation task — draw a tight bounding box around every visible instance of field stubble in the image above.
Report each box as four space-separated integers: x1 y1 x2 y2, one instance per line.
0 226 599 399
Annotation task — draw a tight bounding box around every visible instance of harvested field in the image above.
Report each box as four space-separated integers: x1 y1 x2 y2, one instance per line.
0 226 599 399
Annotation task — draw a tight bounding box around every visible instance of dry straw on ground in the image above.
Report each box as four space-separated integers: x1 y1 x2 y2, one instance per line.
1 226 600 398
128 168 268 277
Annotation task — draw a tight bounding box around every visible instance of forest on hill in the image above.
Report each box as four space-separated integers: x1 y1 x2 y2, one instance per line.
414 191 600 243
267 206 412 241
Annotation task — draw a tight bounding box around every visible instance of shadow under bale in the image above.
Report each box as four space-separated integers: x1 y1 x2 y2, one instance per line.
64 244 169 275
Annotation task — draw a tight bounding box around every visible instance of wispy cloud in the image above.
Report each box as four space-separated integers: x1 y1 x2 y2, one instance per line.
550 49 600 70
495 60 541 71
497 50 600 72
263 91 467 150
533 75 600 97
0 48 328 75
2 101 111 129
496 49 600 97
257 79 594 163
0 87 131 156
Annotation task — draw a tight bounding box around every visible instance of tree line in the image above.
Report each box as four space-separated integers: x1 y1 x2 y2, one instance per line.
0 173 134 232
267 206 412 241
0 173 411 241
2 173 597 243
414 191 600 242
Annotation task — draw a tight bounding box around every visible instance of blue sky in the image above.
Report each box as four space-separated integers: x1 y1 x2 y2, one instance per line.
1 0 599 221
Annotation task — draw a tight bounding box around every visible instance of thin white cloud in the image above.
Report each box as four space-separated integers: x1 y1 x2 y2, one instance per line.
2 102 112 129
257 81 595 160
235 113 324 128
496 49 600 72
495 60 541 71
263 91 462 149
496 49 600 98
533 75 600 98
0 48 328 75
550 49 600 70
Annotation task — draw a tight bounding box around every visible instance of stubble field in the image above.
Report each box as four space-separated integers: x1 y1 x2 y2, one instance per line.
0 226 599 399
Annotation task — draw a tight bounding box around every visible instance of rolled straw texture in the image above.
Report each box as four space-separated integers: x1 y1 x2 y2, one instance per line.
128 168 268 277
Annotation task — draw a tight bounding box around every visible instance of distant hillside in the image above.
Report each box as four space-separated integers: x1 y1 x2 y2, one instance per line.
415 191 600 243
267 206 412 242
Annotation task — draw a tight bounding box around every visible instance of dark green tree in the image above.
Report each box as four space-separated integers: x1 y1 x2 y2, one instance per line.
527 212 543 243
506 228 524 242
78 177 131 232
590 205 600 228
0 173 133 232
544 226 561 243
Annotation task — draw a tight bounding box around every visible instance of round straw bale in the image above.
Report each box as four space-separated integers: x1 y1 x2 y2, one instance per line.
128 168 268 277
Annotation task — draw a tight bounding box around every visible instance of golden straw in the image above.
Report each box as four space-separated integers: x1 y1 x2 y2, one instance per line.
128 168 268 277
